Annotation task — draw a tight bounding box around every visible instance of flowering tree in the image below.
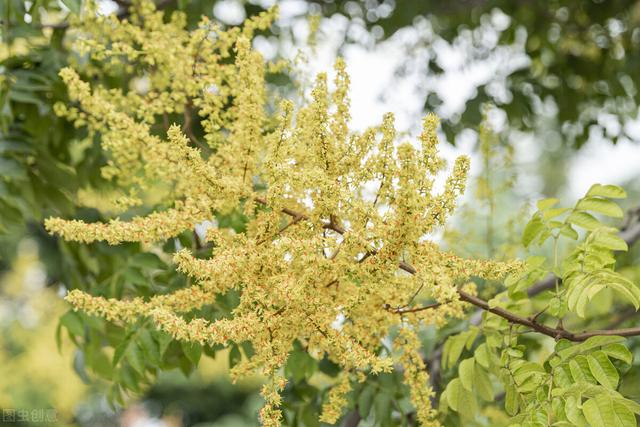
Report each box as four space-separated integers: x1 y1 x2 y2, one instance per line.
4 1 640 426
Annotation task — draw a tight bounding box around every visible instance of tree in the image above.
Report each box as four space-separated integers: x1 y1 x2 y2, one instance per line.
313 0 640 148
3 1 640 426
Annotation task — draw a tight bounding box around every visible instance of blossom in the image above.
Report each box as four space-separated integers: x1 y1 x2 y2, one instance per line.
47 2 521 425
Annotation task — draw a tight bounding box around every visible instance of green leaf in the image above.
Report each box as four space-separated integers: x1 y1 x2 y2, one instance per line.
228 344 242 368
90 349 113 380
504 381 519 416
61 0 81 14
583 393 636 427
464 328 479 349
373 392 392 426
566 270 640 318
587 351 619 389
458 358 475 391
60 311 85 337
130 252 165 269
553 366 573 389
358 385 375 418
549 296 567 317
592 232 628 252
597 271 640 310
616 397 640 415
587 184 627 199
512 362 545 391
318 358 341 377
113 337 131 366
569 359 589 384
565 272 592 317
285 348 317 383
443 333 466 369
567 211 602 231
7 90 44 107
537 198 559 210
560 224 579 240
526 255 546 268
564 395 588 426
301 404 319 427
154 330 173 356
558 336 626 360
108 384 125 407
474 365 494 401
576 197 624 218
602 343 633 365
123 267 147 287
138 329 161 365
522 217 544 248
543 207 571 220
120 365 142 393
181 342 202 365
55 322 63 353
126 342 146 375
444 378 477 414
474 343 490 369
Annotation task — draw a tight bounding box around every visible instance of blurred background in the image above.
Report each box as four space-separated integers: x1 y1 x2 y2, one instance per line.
2 0 640 426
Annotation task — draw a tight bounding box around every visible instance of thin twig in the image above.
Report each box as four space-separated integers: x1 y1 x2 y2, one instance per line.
383 302 442 314
183 102 206 149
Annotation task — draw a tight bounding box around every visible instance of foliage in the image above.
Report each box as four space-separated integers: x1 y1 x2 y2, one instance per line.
313 0 640 147
441 184 640 426
41 2 524 425
2 1 640 427
0 240 89 424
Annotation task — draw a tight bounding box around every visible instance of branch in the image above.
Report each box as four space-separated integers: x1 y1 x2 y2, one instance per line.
383 302 442 314
183 102 206 149
256 197 640 342
254 197 345 234
342 409 361 427
526 273 557 298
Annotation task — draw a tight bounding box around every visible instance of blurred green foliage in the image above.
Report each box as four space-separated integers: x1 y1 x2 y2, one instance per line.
1 1 640 427
315 0 640 146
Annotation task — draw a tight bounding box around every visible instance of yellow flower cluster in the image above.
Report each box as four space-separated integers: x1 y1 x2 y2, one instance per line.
320 372 352 423
46 2 521 425
395 327 438 426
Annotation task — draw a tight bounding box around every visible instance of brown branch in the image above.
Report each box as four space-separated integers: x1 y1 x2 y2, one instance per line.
457 291 640 342
255 214 304 246
342 409 361 427
383 302 442 314
325 279 339 288
277 215 304 234
193 229 202 250
254 197 346 234
255 197 640 342
183 102 206 149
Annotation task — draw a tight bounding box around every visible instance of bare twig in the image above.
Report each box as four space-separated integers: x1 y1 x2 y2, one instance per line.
342 409 361 427
183 102 206 149
383 301 442 314
458 290 640 341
